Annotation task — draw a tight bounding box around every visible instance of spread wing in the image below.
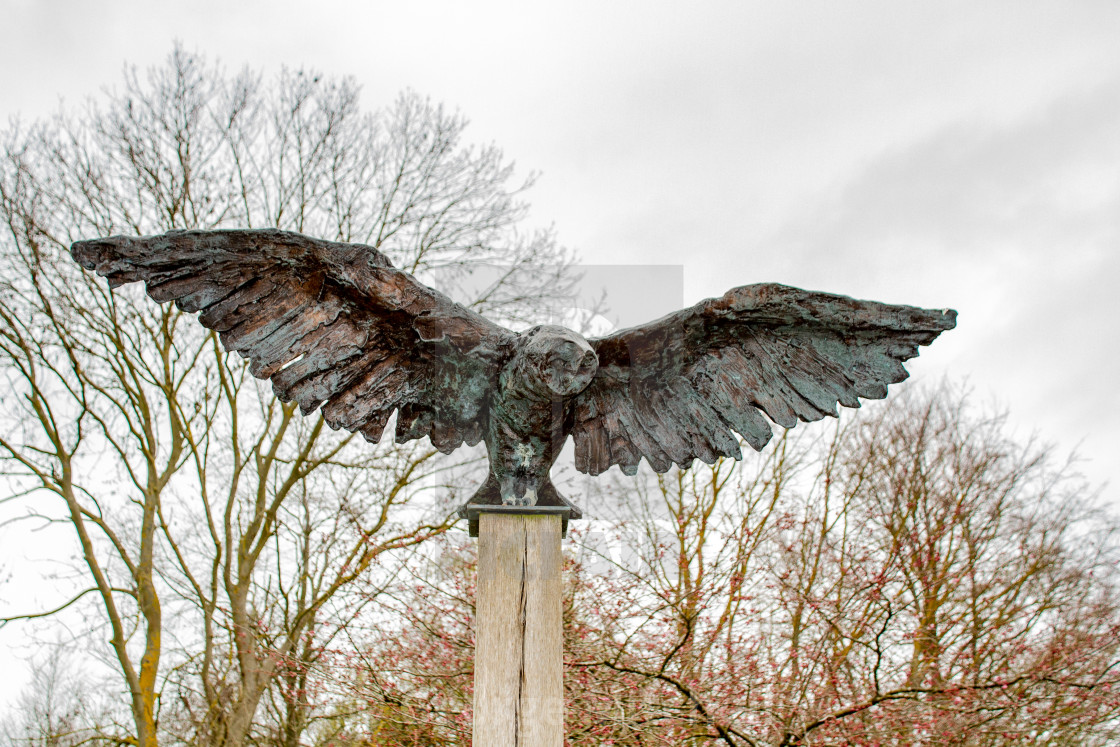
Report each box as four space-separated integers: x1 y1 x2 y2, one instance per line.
72 229 516 452
565 283 956 475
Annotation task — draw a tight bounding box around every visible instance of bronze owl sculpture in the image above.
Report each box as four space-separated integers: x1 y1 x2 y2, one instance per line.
72 229 956 527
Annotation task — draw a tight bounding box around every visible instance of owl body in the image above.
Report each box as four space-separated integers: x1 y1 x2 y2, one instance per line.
469 325 596 518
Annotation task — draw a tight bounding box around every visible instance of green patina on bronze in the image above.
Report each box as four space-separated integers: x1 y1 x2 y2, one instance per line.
72 229 956 525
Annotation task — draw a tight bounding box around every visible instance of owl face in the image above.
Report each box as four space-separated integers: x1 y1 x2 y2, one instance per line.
522 325 599 398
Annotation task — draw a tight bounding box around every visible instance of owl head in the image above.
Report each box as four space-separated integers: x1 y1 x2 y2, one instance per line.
520 325 599 398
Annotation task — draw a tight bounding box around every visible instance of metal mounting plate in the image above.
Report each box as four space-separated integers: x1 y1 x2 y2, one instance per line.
462 504 572 538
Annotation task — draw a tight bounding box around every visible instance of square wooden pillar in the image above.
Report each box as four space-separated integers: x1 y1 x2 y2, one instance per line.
470 506 568 747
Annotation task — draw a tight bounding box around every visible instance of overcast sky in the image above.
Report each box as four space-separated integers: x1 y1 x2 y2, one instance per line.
2 0 1118 709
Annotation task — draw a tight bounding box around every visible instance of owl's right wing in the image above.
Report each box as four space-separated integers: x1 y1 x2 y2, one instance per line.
72 228 516 452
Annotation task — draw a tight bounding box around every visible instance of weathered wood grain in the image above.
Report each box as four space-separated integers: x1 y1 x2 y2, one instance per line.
474 513 563 747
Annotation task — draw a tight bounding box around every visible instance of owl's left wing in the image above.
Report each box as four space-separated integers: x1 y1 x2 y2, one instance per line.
565 283 956 475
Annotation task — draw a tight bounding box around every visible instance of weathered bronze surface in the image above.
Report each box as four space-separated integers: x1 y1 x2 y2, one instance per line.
72 229 956 521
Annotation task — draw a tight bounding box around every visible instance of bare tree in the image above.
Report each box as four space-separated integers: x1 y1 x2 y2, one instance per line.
0 46 575 747
0 646 125 747
351 385 1120 746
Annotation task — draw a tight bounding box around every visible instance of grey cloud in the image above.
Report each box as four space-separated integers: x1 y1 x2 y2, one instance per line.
763 77 1120 497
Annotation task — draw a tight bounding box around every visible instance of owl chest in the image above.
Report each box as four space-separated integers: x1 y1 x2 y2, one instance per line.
486 387 565 477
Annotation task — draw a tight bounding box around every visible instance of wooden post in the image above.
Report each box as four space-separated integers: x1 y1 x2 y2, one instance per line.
472 508 565 746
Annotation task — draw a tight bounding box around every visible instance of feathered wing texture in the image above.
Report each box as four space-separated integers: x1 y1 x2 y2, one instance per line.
72 229 515 453
566 283 957 476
